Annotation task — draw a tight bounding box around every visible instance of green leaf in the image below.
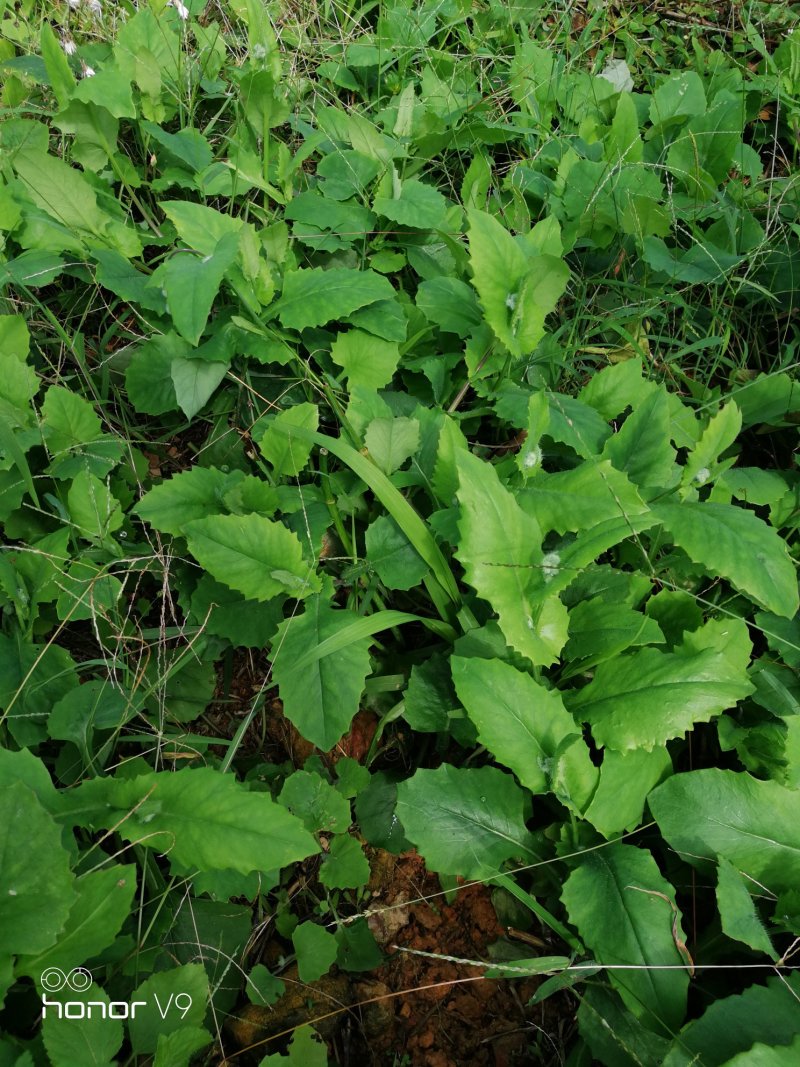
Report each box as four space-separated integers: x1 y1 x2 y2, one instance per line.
683 402 742 487
0 782 75 956
0 632 78 747
655 501 799 619
278 770 352 833
649 71 706 126
455 450 568 666
602 387 677 490
159 232 239 345
188 575 282 649
292 922 338 983
159 200 243 255
566 638 753 751
579 984 672 1067
579 357 658 421
521 459 649 537
128 965 209 1054
41 386 103 454
662 975 800 1067
42 983 123 1067
468 208 569 357
40 23 76 110
170 358 229 420
650 769 800 891
255 403 319 477
330 329 401 389
365 515 429 590
373 178 450 228
416 277 482 338
364 416 420 474
64 768 319 875
319 834 370 889
67 470 123 543
125 334 183 415
716 858 776 958
134 467 232 536
73 64 136 119
562 844 688 1032
720 1038 800 1067
396 764 535 879
271 597 373 750
17 866 136 977
273 268 394 331
183 514 320 601
154 1028 212 1067
451 656 579 794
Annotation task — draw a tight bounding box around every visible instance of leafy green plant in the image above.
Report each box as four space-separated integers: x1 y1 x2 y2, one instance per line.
1 0 799 1064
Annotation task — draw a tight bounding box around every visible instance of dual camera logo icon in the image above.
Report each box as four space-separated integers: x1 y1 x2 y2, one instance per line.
40 968 92 993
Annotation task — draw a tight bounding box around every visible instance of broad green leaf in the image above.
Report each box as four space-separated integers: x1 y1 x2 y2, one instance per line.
255 403 318 477
716 858 775 958
562 844 688 1032
655 501 799 619
721 1038 800 1067
582 748 672 837
455 450 569 666
42 984 123 1067
67 470 123 543
579 985 671 1067
579 356 658 421
365 515 429 590
159 232 239 345
416 277 482 338
667 99 742 193
373 178 450 228
0 631 78 748
125 333 183 415
683 402 742 487
134 467 231 536
55 100 119 168
319 834 370 889
73 64 136 119
521 459 649 536
159 201 243 255
564 599 664 666
650 769 800 890
396 764 536 879
155 1028 212 1067
602 387 677 490
142 122 213 173
18 865 136 977
330 329 400 389
40 23 76 110
188 575 282 648
404 654 459 733
63 768 319 875
273 268 394 331
170 358 229 420
451 656 579 793
128 966 209 1054
649 71 706 126
468 208 569 357
278 770 351 833
0 783 75 955
183 514 320 601
12 147 141 258
365 416 420 474
566 640 753 751
292 923 338 983
662 975 800 1067
41 386 103 453
546 392 611 458
271 597 373 750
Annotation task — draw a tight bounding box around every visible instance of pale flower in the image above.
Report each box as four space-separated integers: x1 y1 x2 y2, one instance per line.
81 63 96 78
87 0 102 14
62 37 77 56
67 0 81 8
169 0 190 18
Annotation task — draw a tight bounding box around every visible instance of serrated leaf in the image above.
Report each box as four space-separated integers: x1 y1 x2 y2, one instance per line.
183 514 320 601
373 178 450 228
602 386 677 490
63 769 319 875
255 403 318 477
650 769 800 891
330 329 400 389
562 844 688 1032
396 764 535 880
271 597 373 750
170 358 229 420
128 966 208 1054
683 401 742 487
292 922 338 983
42 983 123 1067
655 501 799 619
67 470 123 543
319 834 370 889
451 656 579 794
716 858 776 958
134 467 232 536
456 450 568 666
582 747 672 837
0 782 76 955
278 770 351 833
468 209 569 357
160 232 239 345
365 416 420 474
566 641 753 751
365 515 429 590
521 458 649 537
273 268 394 330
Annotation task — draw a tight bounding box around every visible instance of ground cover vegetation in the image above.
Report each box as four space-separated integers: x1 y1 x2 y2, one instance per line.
0 0 799 1062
